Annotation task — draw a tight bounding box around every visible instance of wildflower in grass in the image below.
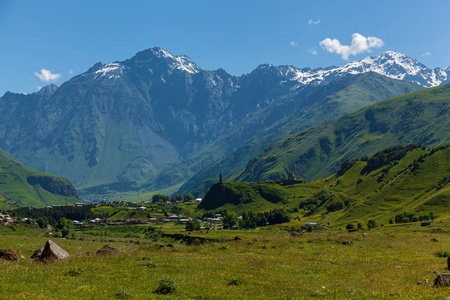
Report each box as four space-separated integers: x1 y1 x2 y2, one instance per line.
65 267 83 277
139 261 156 268
115 289 131 299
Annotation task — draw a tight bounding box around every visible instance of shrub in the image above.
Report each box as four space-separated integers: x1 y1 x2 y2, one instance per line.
435 250 450 258
154 276 177 294
345 224 355 230
227 278 242 286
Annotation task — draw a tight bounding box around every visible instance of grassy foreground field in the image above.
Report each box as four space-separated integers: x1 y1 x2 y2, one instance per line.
2 225 450 299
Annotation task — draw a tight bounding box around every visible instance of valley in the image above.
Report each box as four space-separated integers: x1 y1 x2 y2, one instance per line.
3 2 450 299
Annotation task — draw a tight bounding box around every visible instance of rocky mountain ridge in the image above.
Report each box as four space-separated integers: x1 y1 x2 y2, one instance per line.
0 47 446 191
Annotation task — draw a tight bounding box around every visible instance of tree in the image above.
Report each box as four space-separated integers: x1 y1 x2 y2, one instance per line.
222 212 238 229
367 219 377 229
37 217 49 229
185 219 200 231
56 217 73 238
184 194 195 202
174 194 183 202
56 217 72 230
346 224 355 230
152 194 170 203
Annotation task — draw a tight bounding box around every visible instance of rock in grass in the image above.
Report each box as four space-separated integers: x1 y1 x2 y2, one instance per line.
434 272 450 287
31 247 44 259
40 240 70 262
96 245 119 256
0 248 21 261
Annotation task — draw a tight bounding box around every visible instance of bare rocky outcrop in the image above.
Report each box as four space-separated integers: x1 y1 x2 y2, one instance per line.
26 175 79 198
31 247 44 259
39 240 70 262
0 248 21 261
96 245 119 256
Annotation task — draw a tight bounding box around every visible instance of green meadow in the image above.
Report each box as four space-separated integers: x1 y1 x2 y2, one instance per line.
2 223 450 299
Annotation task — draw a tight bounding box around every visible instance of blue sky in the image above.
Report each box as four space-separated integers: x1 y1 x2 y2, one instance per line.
1 0 449 95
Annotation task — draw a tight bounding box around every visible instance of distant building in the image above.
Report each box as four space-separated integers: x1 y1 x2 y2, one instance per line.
271 173 305 186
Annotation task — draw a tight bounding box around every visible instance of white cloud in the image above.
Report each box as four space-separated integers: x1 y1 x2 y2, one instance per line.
34 68 61 82
319 33 383 60
308 19 321 25
309 48 317 55
422 52 431 56
69 69 74 75
289 41 298 47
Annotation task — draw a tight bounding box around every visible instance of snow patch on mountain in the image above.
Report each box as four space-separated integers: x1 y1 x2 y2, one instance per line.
94 63 126 80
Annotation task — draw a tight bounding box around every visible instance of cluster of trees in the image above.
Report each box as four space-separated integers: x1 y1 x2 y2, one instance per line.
346 221 375 230
152 193 195 203
326 200 350 213
361 144 422 174
222 209 291 229
11 205 107 227
337 144 423 177
392 212 435 224
300 189 334 216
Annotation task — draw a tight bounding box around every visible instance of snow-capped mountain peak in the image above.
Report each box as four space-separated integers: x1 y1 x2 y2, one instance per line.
283 51 447 88
129 47 201 74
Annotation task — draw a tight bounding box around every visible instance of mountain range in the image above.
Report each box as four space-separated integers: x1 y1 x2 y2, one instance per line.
235 83 450 183
0 48 448 197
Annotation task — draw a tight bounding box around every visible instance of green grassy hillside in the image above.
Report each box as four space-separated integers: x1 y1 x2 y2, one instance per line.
200 144 450 227
236 83 450 183
0 148 79 208
178 72 421 196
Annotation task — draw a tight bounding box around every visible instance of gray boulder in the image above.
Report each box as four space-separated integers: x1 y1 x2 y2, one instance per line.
31 247 44 259
39 240 70 262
